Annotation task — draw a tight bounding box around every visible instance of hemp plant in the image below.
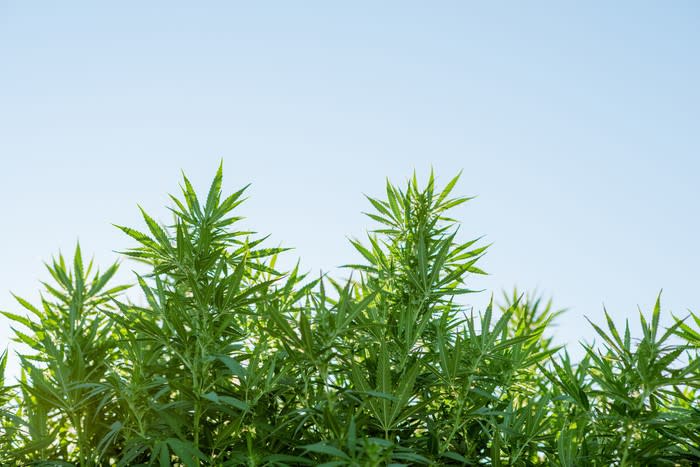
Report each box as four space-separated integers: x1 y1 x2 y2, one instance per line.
1 163 698 466
2 247 128 464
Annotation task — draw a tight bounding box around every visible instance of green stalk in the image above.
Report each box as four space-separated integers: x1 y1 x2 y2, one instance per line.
620 422 633 467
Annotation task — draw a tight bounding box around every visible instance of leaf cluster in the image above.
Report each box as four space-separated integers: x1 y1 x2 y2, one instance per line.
1 165 698 466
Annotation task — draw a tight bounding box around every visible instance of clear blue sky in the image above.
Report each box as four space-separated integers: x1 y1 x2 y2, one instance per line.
1 2 698 376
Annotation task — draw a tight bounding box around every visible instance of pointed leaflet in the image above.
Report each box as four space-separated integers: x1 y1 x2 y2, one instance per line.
180 172 203 220
114 224 160 253
73 242 84 294
202 391 249 411
0 349 6 381
10 294 42 320
138 206 171 249
205 160 223 216
439 196 472 211
435 170 462 208
364 194 396 223
166 438 207 466
302 442 350 459
214 184 249 222
349 238 377 265
1 311 32 329
652 292 662 340
46 255 73 292
87 262 121 297
168 193 195 224
385 179 403 225
585 313 627 356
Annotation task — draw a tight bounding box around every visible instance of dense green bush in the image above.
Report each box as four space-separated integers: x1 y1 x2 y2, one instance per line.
1 165 698 466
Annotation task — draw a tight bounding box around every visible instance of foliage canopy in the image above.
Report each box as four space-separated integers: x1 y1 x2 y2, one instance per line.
1 164 698 466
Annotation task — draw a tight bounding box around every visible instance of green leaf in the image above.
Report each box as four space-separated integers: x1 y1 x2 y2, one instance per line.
1 311 32 328
205 159 224 215
166 438 207 466
303 442 350 459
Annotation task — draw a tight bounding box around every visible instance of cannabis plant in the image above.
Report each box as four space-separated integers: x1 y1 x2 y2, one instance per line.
1 163 698 466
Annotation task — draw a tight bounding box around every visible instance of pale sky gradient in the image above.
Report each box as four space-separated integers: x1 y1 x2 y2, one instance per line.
1 2 699 376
